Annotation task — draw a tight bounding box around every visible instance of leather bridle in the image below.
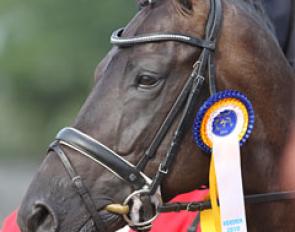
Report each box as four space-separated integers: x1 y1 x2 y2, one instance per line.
47 0 295 231
48 0 221 230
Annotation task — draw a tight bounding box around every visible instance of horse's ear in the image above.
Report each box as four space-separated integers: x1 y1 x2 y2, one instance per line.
177 0 193 11
136 0 154 7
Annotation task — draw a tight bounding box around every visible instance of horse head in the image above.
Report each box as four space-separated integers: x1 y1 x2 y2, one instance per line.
18 0 295 231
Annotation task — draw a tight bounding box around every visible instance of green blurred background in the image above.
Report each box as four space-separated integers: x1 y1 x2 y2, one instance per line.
0 0 136 221
0 0 136 162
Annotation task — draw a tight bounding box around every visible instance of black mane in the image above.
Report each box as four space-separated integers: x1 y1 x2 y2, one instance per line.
235 0 274 31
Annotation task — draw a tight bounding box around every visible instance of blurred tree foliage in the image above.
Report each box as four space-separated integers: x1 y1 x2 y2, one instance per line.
0 0 136 161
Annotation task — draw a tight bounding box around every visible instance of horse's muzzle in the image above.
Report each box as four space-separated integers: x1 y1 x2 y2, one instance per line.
18 201 58 232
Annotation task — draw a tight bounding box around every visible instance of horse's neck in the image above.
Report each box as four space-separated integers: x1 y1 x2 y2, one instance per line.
220 1 295 186
286 1 295 67
216 3 295 230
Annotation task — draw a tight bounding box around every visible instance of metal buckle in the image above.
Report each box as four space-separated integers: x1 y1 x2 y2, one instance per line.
193 60 201 69
72 176 88 195
197 74 205 81
186 202 193 211
122 188 162 230
158 163 168 175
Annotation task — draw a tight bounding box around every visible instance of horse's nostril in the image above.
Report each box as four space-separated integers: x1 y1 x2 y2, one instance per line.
27 204 58 232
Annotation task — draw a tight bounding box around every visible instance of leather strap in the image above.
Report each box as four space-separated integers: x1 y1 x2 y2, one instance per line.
148 0 223 195
149 72 205 195
136 69 195 171
49 142 107 232
158 191 295 213
207 0 223 96
188 213 201 232
137 0 222 175
56 128 148 189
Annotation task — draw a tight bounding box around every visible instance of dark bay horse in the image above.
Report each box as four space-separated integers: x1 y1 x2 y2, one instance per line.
18 0 295 231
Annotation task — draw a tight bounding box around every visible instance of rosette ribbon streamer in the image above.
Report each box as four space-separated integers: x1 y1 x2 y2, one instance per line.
193 90 255 232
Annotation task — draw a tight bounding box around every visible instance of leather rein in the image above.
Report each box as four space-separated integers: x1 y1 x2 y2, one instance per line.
48 0 295 231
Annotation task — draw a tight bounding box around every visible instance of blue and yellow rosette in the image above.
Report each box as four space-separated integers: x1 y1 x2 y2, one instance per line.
193 90 255 154
193 90 255 232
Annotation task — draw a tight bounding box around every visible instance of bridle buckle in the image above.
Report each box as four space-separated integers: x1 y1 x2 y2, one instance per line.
122 188 162 230
158 163 168 175
193 60 201 69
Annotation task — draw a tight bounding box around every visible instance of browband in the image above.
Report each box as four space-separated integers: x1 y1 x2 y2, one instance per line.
111 28 215 49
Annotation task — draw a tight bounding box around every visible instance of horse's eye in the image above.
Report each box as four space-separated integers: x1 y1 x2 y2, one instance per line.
136 75 160 89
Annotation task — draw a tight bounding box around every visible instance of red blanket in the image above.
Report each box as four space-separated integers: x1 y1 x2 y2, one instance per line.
1 190 207 232
135 189 207 232
1 210 20 232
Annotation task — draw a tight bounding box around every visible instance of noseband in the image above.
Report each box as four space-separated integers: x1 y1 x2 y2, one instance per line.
49 0 222 230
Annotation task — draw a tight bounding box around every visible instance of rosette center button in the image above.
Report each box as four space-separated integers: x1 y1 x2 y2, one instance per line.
212 110 237 137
